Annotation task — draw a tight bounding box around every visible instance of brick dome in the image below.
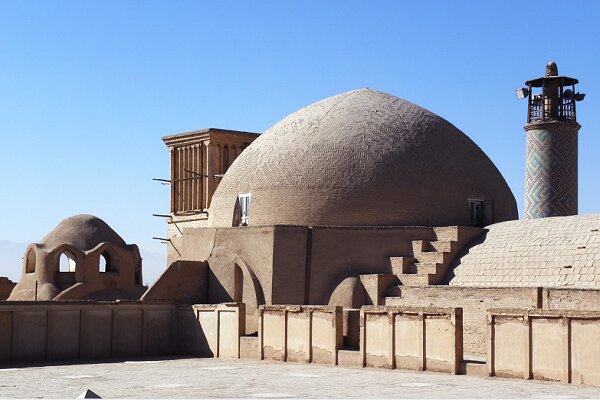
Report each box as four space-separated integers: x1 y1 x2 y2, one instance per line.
209 88 517 227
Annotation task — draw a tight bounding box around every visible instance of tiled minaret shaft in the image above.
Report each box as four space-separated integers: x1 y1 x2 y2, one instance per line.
522 62 583 219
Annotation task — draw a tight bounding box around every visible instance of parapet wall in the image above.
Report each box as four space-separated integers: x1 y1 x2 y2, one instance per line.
258 305 343 364
360 306 462 374
385 286 600 356
0 301 177 364
488 309 600 386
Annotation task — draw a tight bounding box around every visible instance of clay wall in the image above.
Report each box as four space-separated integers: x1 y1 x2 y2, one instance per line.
488 309 600 386
542 288 600 311
305 226 435 305
361 306 462 374
0 278 16 300
258 305 343 365
166 225 438 309
385 286 540 356
0 301 176 364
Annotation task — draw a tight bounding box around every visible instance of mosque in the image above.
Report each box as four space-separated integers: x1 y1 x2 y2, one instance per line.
2 62 600 385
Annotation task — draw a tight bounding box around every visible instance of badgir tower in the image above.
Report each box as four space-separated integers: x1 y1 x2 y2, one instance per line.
2 62 600 386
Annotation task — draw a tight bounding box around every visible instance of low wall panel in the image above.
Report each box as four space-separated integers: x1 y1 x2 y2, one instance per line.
286 311 309 363
12 311 47 363
492 316 528 378
218 310 240 359
196 309 218 356
362 307 462 374
311 310 340 365
0 301 178 365
571 319 600 386
258 306 341 365
531 318 564 382
363 313 391 368
386 286 538 356
262 311 285 361
47 310 80 361
143 308 173 356
188 304 244 359
425 315 457 373
113 309 143 358
0 311 12 363
489 309 600 386
81 309 112 360
394 314 423 371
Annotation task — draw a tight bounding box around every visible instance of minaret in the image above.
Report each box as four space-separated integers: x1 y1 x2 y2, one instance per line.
516 62 585 219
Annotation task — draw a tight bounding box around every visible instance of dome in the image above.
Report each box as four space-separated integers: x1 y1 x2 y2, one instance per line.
40 214 128 251
209 89 517 227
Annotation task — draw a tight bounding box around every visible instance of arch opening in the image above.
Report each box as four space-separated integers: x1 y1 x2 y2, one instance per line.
100 250 118 273
59 251 77 272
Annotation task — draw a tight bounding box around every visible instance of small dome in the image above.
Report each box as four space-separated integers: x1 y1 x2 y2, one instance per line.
209 88 517 227
40 214 127 251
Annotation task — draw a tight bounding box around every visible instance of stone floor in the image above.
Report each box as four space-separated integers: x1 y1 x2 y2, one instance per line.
1 357 600 398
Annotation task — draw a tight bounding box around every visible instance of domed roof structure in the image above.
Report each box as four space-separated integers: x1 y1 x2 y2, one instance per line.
448 214 600 288
209 88 517 227
40 214 127 251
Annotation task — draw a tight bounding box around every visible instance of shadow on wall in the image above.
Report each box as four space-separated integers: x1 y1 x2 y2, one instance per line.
442 231 489 284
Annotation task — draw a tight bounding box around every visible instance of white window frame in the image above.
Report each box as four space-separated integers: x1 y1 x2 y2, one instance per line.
238 193 252 226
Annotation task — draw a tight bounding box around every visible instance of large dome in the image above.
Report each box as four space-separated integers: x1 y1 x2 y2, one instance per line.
209 89 517 227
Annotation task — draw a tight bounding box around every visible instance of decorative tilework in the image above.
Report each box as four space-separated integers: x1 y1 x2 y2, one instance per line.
525 122 580 219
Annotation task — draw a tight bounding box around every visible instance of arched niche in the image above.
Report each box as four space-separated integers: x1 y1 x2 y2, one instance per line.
25 248 36 274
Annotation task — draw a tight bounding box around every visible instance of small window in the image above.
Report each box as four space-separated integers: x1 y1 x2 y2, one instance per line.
238 193 252 226
25 248 36 273
59 251 77 272
468 198 494 227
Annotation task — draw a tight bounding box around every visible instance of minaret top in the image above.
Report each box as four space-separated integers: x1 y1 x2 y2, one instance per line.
545 61 558 77
516 62 585 123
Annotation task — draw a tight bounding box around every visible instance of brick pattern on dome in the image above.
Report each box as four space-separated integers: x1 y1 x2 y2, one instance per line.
525 123 579 219
449 214 600 288
209 89 517 227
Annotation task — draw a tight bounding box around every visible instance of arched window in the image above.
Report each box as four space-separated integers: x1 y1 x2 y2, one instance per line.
25 248 36 273
99 250 118 273
58 251 77 272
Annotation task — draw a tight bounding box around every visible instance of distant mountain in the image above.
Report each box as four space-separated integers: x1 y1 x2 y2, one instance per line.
139 248 167 286
0 240 167 286
0 240 27 281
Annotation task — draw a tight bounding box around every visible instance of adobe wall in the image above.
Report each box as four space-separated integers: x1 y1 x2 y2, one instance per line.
385 286 540 356
542 288 600 311
166 226 308 307
0 301 178 364
0 278 16 301
308 226 435 304
488 309 600 386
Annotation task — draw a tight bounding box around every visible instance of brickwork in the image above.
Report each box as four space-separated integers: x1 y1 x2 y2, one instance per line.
449 214 600 288
209 88 517 228
385 286 539 356
525 122 580 219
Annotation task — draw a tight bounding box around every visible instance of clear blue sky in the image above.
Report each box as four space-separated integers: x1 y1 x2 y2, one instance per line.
1 1 599 281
